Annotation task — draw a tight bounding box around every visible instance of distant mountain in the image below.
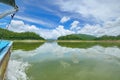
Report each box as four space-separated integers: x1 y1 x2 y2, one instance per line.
58 34 96 40
0 28 44 40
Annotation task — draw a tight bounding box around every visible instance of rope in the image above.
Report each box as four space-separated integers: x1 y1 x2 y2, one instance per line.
0 13 16 43
6 13 15 29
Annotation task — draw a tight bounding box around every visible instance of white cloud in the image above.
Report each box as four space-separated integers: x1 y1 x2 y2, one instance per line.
70 21 80 30
8 20 39 32
40 25 74 39
77 17 120 36
78 24 102 36
54 0 120 37
60 16 70 23
8 20 74 39
55 0 120 21
15 15 55 28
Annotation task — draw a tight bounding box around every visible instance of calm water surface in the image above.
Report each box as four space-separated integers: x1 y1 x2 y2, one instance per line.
6 42 120 80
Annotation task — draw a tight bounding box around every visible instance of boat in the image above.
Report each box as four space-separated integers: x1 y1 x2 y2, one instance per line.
0 41 12 80
0 0 18 80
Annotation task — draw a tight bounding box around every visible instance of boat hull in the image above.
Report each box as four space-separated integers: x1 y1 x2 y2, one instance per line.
0 41 12 80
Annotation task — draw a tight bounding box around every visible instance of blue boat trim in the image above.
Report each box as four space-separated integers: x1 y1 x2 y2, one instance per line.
0 41 13 63
0 41 9 53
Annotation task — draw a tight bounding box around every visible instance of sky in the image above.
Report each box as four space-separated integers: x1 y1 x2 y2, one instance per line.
0 0 120 39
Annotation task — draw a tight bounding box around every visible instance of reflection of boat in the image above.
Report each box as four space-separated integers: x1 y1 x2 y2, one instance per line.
0 0 18 80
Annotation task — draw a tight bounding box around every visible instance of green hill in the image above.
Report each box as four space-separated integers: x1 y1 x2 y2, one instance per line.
58 34 96 40
0 28 44 40
58 34 120 40
96 35 120 40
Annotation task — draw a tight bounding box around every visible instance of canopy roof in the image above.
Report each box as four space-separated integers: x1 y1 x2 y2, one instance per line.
0 0 17 7
0 0 18 19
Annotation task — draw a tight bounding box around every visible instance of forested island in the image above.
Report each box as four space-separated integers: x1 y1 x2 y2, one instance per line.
58 34 120 40
0 28 44 40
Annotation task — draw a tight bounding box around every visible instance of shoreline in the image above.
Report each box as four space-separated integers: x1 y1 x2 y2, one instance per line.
57 40 120 43
13 40 46 43
12 40 120 43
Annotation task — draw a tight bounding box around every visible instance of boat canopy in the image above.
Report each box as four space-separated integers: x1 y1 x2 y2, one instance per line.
0 0 17 7
0 0 18 19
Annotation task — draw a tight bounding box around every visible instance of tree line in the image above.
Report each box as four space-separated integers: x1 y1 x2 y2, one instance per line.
0 28 44 40
96 35 120 40
58 34 96 40
58 34 120 40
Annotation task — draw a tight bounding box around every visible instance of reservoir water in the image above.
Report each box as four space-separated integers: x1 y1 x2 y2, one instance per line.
6 42 120 80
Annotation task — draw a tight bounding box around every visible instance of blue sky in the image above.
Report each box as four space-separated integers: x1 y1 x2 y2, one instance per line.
0 0 120 39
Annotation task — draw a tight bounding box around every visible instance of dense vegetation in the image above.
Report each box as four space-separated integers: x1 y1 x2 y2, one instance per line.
58 34 120 40
0 28 44 40
58 34 97 40
96 35 120 40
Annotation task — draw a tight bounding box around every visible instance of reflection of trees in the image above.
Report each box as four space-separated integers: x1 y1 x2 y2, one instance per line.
13 42 44 51
58 42 120 48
